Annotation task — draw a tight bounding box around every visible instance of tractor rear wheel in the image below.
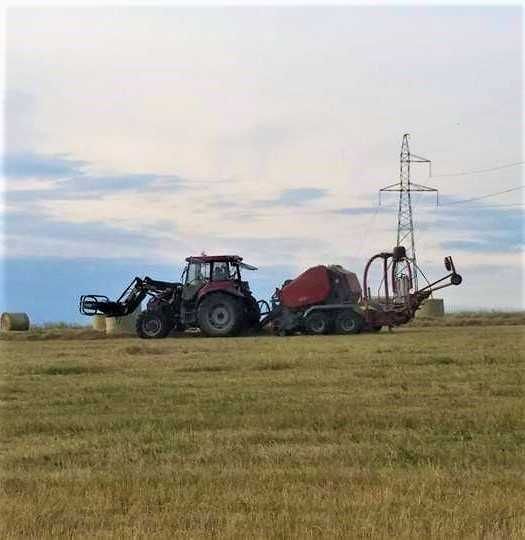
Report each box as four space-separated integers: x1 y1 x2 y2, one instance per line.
334 310 362 334
198 293 242 337
305 312 331 335
136 311 171 339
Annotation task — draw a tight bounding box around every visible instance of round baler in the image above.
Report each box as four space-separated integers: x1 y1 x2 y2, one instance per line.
261 247 462 336
266 264 366 335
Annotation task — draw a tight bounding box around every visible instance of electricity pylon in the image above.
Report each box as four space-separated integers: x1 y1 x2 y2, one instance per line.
379 134 437 290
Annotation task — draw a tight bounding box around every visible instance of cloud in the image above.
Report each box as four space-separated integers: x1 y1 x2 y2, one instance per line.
256 188 328 207
331 206 389 215
4 91 38 152
58 174 186 195
1 151 193 263
420 205 523 251
3 151 187 193
1 208 170 261
5 211 157 246
441 230 523 253
3 152 86 179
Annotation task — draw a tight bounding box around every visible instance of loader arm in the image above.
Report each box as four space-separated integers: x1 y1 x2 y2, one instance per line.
79 276 180 317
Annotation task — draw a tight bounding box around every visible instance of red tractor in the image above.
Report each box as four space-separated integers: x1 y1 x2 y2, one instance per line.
80 255 263 338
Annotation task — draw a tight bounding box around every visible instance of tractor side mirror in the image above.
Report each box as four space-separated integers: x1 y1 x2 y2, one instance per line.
444 256 452 272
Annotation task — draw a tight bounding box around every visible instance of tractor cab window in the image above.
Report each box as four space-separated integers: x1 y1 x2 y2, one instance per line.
212 262 230 281
186 262 210 284
230 264 241 280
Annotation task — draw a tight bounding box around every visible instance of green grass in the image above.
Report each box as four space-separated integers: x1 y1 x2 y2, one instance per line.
410 311 525 327
34 322 87 330
1 326 524 538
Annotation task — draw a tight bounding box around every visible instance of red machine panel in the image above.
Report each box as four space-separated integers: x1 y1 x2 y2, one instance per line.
280 266 331 309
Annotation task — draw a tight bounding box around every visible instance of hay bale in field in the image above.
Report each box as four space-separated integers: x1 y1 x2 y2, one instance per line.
92 314 106 331
417 298 445 318
1 312 30 331
106 309 139 335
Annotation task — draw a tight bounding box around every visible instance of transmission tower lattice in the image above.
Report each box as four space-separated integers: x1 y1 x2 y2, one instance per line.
379 133 437 290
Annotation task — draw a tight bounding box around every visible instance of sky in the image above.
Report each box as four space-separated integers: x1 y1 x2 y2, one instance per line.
1 6 523 323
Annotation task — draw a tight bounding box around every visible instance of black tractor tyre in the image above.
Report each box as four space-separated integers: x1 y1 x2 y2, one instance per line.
370 325 382 332
305 312 331 335
136 311 171 339
334 310 363 335
198 293 243 337
244 296 262 330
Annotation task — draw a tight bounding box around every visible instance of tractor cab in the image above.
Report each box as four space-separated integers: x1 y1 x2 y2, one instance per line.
181 255 257 303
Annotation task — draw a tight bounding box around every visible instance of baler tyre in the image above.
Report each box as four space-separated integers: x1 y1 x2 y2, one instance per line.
334 310 362 335
136 311 171 339
305 312 331 335
198 293 242 337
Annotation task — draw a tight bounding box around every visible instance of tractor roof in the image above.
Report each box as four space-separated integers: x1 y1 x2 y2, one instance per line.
185 255 243 264
185 255 258 270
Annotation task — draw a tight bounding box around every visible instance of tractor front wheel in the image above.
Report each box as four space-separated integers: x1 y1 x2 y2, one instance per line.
136 311 171 339
198 293 242 337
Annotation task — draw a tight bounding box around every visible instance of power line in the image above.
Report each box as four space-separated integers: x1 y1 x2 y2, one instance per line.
456 203 524 209
373 200 523 210
432 161 524 178
444 186 524 205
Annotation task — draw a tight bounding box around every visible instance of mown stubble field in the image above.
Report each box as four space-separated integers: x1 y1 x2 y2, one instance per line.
1 325 524 538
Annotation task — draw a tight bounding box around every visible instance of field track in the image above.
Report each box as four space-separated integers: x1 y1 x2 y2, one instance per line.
1 325 524 538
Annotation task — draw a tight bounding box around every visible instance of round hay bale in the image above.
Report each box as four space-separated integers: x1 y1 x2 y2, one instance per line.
1 312 30 331
106 309 139 336
417 298 445 318
92 314 106 332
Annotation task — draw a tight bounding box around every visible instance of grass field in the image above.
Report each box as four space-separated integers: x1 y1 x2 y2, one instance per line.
1 325 524 538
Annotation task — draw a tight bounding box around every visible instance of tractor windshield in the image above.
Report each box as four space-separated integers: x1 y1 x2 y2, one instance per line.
186 262 211 284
